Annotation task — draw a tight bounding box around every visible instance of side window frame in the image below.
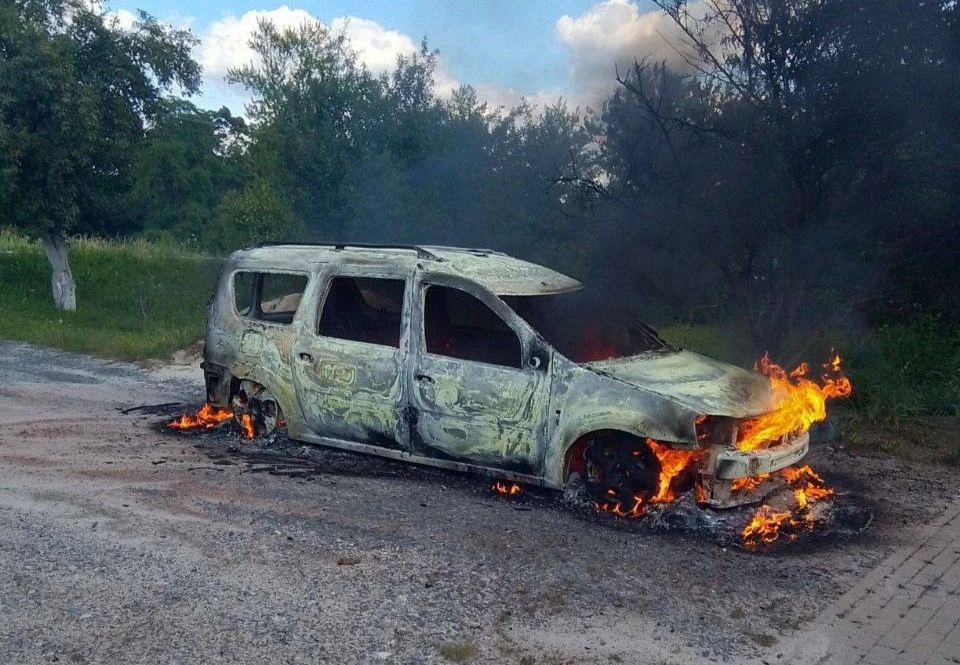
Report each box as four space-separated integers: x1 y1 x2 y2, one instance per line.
230 268 311 327
313 268 412 350
417 274 533 371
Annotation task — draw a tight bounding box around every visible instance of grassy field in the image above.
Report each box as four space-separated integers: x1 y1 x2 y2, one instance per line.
0 229 221 360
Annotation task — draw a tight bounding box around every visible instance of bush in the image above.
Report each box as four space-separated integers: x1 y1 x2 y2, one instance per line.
845 317 960 425
207 180 302 253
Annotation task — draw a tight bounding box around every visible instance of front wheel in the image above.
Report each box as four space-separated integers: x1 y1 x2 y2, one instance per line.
584 433 661 514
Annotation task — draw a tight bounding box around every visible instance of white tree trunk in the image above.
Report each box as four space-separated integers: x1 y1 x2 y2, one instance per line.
42 233 76 312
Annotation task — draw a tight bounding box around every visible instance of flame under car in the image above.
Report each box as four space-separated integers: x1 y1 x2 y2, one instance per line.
200 243 804 510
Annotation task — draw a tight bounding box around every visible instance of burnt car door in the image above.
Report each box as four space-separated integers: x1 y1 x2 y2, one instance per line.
408 273 551 470
291 269 411 450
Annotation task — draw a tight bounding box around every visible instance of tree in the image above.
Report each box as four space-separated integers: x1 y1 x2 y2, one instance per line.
228 15 598 261
210 179 300 252
131 99 246 244
228 18 385 240
596 0 960 355
0 0 200 310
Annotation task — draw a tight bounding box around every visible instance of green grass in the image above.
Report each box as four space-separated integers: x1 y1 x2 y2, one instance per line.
657 321 755 366
842 319 960 425
0 229 222 360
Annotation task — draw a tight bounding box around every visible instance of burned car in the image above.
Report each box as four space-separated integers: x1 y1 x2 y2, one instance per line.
201 243 807 509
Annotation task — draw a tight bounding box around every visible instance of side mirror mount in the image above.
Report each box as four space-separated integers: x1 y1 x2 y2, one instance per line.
528 343 549 371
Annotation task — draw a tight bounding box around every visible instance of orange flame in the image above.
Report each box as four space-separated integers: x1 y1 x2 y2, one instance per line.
597 439 703 517
648 439 703 503
167 403 255 439
741 465 835 549
731 473 770 493
737 354 851 452
238 413 256 439
168 403 234 430
492 481 522 496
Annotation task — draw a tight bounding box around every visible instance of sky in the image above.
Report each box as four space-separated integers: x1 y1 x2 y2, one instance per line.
101 0 699 116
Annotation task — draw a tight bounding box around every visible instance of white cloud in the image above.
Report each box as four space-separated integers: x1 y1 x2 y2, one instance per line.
105 8 136 31
194 6 467 114
330 16 418 75
556 0 705 105
199 6 317 83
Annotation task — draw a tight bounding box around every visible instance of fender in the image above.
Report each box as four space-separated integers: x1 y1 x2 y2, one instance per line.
542 364 700 487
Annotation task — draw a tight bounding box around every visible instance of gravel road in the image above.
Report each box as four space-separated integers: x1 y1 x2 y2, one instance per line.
1 341 957 665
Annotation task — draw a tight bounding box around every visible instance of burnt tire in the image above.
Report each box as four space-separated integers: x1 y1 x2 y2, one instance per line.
584 433 661 509
231 380 282 437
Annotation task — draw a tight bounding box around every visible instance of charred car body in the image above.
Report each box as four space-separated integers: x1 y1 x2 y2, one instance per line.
202 243 807 509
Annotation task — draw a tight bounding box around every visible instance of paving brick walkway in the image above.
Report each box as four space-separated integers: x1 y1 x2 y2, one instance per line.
816 495 960 664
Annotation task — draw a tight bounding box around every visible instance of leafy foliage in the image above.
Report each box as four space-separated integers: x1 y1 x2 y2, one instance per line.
226 19 598 267
592 0 960 355
131 99 247 242
0 0 200 237
209 180 300 253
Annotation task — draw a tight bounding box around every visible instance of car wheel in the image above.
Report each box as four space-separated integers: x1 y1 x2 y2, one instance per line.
584 433 661 512
231 380 282 437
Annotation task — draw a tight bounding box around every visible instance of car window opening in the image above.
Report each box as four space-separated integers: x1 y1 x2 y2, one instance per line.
424 285 522 369
233 271 308 325
317 276 406 348
503 290 672 363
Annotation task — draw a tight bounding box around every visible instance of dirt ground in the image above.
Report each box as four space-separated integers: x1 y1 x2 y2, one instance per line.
1 341 958 665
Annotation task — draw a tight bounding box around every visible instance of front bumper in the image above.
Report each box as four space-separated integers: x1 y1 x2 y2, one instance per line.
699 430 810 508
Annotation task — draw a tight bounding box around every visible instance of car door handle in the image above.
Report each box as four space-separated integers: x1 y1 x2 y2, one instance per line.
415 374 434 384
298 352 313 363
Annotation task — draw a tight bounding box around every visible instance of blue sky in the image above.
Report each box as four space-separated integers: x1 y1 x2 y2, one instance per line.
103 1 681 114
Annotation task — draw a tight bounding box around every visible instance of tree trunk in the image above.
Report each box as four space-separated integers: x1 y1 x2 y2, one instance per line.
42 233 76 311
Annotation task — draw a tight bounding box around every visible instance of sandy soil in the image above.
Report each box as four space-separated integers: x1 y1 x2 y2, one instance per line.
1 340 958 665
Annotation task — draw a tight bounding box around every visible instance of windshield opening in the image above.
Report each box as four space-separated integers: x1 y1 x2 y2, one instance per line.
503 290 673 363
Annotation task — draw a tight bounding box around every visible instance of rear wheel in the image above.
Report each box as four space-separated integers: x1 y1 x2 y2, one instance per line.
584 433 661 512
231 380 282 438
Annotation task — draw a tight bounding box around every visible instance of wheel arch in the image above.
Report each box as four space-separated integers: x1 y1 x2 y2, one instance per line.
561 428 653 485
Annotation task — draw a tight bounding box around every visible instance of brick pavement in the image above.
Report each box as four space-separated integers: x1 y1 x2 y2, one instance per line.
802 494 960 665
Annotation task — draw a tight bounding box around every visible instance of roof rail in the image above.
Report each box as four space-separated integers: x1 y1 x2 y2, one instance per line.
420 244 500 256
247 241 442 261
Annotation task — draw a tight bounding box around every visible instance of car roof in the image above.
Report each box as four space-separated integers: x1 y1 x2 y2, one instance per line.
229 243 583 296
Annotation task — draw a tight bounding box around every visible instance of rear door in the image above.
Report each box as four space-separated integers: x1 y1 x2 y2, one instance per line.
291 268 411 450
228 268 310 391
408 273 551 470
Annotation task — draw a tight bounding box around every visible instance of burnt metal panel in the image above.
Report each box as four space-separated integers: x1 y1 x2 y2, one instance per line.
584 350 776 419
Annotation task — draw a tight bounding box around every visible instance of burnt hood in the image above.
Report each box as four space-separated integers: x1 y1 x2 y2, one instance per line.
584 350 776 419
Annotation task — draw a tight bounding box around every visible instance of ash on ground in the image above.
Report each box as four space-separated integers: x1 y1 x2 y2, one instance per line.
159 407 873 553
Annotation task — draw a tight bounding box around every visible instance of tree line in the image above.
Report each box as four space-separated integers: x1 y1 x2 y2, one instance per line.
1 0 958 357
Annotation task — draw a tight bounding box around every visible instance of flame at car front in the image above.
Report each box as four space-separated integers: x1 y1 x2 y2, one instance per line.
595 353 852 550
736 354 852 452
